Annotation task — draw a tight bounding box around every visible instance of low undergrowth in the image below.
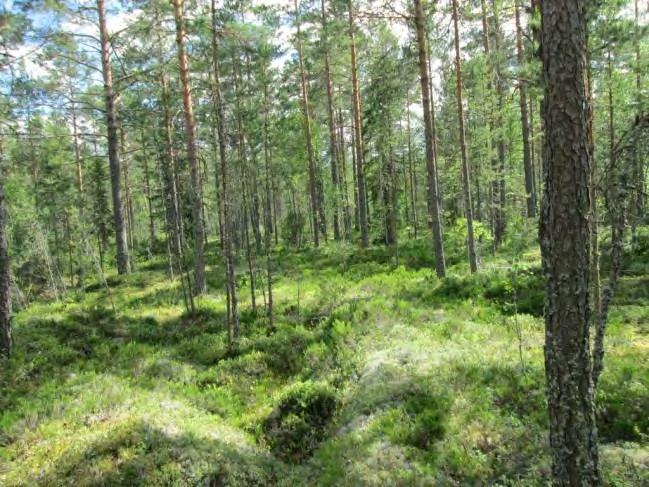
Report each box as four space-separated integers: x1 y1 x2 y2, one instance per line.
1 230 648 485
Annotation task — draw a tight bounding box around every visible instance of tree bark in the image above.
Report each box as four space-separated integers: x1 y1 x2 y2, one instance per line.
262 65 274 330
211 0 239 347
172 0 206 295
386 143 397 247
492 0 507 245
321 0 341 241
632 0 646 232
515 0 537 218
338 105 353 238
69 79 85 203
0 138 12 359
97 0 129 275
413 0 445 277
540 1 600 483
140 126 156 247
452 0 478 273
405 91 419 239
120 126 135 269
295 0 322 248
480 0 505 250
348 0 369 247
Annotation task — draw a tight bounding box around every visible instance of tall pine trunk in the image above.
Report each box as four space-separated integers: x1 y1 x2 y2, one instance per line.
97 0 129 275
211 0 239 347
452 0 478 273
172 0 206 295
321 0 341 241
540 1 600 483
479 0 504 250
262 66 274 330
0 138 11 359
492 0 508 245
295 0 321 248
413 0 445 277
348 0 369 247
515 0 537 218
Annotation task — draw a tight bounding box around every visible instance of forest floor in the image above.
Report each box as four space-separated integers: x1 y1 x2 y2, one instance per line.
1 228 648 486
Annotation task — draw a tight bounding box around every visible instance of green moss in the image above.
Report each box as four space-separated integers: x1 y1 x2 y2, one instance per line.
2 229 648 485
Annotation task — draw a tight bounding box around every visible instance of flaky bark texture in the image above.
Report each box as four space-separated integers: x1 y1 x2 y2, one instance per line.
97 0 129 275
173 0 206 295
0 139 11 359
540 1 600 484
413 0 445 277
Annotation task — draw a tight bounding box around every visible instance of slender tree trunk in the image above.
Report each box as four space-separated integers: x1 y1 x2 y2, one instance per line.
140 127 156 246
348 0 369 247
243 53 264 255
211 0 239 345
413 0 445 277
592 214 624 389
591 47 619 388
529 96 539 212
405 91 418 238
0 138 12 359
480 0 503 249
350 106 360 232
97 0 129 274
338 106 352 238
386 142 397 247
232 50 259 314
515 0 537 218
295 0 321 248
426 31 442 218
633 0 645 232
492 0 507 245
242 167 257 313
172 0 206 295
120 126 135 268
585 45 602 349
451 0 478 273
158 26 193 313
69 82 86 281
69 81 85 204
321 0 341 241
262 68 274 330
540 1 600 483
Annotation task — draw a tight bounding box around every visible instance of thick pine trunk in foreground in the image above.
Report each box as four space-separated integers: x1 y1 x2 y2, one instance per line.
173 0 206 295
413 0 445 277
540 1 600 484
97 0 129 275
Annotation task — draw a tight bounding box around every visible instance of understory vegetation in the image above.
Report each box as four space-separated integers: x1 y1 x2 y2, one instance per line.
1 227 647 486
